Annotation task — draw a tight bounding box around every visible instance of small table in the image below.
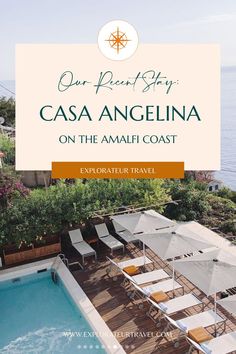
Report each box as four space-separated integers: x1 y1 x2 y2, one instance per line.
87 238 99 247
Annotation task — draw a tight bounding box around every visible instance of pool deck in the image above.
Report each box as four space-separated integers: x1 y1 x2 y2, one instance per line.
69 242 236 354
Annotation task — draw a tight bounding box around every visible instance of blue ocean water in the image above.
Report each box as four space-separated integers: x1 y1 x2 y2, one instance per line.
0 271 106 354
215 67 236 191
0 70 235 190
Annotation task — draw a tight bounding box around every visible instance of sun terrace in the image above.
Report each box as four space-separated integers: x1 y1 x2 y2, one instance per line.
1 207 236 354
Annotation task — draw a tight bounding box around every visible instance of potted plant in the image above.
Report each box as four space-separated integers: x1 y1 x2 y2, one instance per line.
3 234 61 266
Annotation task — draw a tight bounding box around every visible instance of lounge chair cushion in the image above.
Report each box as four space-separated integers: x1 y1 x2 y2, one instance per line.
158 302 168 312
200 344 212 354
176 320 188 332
188 327 213 344
150 290 169 303
123 265 140 276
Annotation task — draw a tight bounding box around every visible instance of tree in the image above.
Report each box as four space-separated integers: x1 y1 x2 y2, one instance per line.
201 193 236 231
185 171 214 182
0 171 29 210
83 179 170 214
165 180 211 221
0 179 170 247
0 97 15 127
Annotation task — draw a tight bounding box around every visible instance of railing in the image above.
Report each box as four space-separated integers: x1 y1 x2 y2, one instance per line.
92 200 181 219
51 253 69 283
52 253 69 271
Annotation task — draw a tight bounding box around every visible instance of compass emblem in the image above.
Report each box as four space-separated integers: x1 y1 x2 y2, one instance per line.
105 27 131 54
98 20 138 61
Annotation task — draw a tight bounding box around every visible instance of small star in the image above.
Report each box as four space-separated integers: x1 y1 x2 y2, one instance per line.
106 27 131 54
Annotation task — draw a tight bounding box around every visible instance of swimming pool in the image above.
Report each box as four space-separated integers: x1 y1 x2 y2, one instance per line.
0 259 124 354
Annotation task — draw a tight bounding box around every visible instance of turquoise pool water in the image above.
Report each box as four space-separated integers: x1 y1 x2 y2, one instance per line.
0 270 107 354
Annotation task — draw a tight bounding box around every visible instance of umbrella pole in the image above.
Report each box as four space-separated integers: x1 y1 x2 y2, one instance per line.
214 293 217 336
172 258 175 297
143 243 146 269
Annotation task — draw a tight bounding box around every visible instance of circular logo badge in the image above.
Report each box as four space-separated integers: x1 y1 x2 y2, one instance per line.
98 20 138 61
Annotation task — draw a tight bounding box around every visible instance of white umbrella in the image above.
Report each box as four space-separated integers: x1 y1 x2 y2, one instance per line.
138 223 216 292
218 294 236 315
112 210 175 268
138 223 216 260
171 249 236 333
111 209 175 234
178 221 231 250
170 249 236 295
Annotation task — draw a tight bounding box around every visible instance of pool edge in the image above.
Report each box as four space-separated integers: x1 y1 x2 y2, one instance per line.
0 258 126 354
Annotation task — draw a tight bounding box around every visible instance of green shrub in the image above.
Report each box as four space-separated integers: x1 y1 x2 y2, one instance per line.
199 194 236 231
206 193 236 215
0 134 15 164
165 181 211 221
220 220 236 234
0 179 170 247
83 179 169 214
1 176 234 248
217 187 236 204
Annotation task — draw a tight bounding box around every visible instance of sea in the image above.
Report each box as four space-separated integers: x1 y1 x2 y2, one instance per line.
215 67 236 191
0 68 236 191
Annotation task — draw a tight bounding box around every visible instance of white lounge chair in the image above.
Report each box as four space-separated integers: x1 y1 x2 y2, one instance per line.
107 257 169 294
117 256 153 269
106 256 154 288
132 269 170 285
128 278 183 309
106 256 153 277
69 229 97 265
95 223 124 255
147 293 202 324
165 310 226 346
142 278 183 294
112 220 141 245
187 331 236 354
125 269 170 291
